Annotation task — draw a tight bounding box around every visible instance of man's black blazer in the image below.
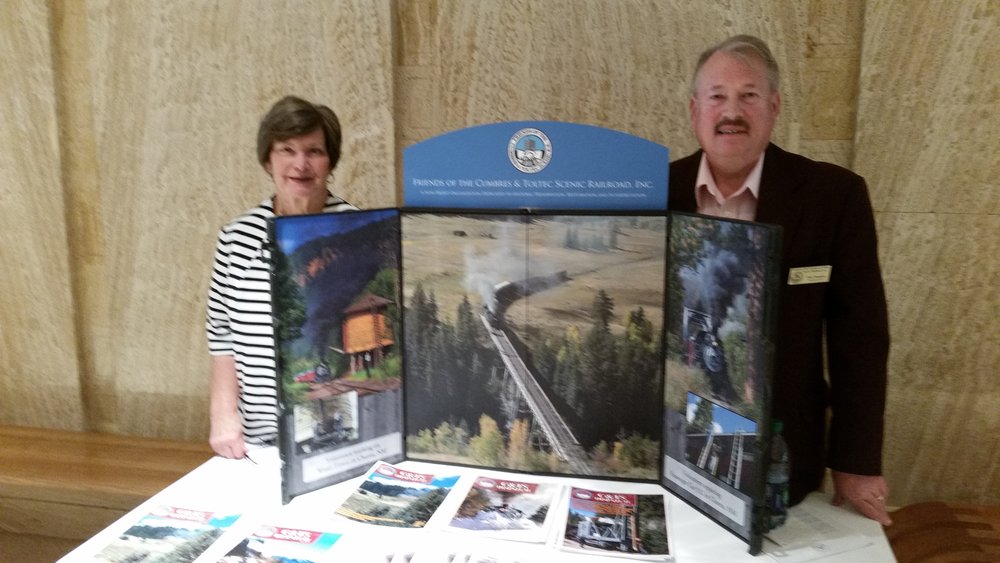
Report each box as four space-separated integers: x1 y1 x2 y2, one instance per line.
669 143 890 504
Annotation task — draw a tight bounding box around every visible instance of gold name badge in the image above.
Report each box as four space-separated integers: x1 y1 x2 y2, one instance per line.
788 265 832 285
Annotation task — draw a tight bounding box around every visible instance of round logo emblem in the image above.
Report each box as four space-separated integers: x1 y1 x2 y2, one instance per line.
508 128 552 173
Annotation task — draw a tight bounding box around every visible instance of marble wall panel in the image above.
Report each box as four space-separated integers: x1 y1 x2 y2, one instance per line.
878 213 999 392
884 387 1000 505
876 211 999 506
49 0 395 437
396 0 863 168
854 1 1000 215
857 0 1000 505
0 1 85 429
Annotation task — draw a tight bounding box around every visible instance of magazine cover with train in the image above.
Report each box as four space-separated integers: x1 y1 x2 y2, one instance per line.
556 486 672 560
87 505 240 562
402 209 668 482
334 461 459 528
661 212 781 554
270 208 404 503
444 474 561 543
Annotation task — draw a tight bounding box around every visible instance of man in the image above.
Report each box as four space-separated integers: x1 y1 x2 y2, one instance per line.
670 35 892 526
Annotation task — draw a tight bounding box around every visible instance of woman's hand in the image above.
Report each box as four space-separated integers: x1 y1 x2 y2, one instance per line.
209 355 247 459
209 410 247 458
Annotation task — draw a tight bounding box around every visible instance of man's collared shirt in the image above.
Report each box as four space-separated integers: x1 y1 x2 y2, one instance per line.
694 152 764 221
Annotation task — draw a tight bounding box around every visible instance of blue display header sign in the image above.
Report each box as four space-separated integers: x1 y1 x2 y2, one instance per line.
403 121 668 210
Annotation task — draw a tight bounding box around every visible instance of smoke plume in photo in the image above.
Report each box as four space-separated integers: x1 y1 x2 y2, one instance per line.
681 240 751 329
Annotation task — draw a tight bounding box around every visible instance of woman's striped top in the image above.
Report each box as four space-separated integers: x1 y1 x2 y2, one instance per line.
205 193 355 443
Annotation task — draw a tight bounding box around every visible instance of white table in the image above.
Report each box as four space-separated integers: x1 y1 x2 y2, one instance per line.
59 447 895 562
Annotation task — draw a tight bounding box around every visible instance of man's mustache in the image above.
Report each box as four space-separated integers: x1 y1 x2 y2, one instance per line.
715 118 750 131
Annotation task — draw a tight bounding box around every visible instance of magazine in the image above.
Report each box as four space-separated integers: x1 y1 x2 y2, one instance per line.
557 487 672 561
335 462 459 528
90 505 239 563
216 523 342 562
444 475 560 542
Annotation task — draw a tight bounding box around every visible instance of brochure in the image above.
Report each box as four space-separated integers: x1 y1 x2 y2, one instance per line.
216 524 342 562
89 505 239 563
335 462 460 528
445 475 560 542
557 487 672 560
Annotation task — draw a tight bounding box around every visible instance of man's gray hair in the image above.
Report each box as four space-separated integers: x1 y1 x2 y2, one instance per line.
691 34 780 95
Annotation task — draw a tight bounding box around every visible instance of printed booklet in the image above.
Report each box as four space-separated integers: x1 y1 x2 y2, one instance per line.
556 486 672 561
444 474 560 543
215 523 343 562
335 461 460 528
89 505 240 563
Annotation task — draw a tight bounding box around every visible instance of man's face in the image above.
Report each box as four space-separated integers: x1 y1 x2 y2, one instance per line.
690 51 780 176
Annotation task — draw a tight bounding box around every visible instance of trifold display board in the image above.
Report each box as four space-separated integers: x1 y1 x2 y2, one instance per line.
269 122 781 555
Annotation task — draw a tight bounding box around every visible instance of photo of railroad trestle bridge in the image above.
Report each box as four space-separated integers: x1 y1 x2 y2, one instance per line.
402 212 666 479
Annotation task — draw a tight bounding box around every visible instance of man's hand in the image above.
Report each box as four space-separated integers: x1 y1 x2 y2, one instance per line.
831 471 893 526
209 410 247 459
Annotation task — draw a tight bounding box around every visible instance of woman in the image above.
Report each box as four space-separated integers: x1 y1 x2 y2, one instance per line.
205 96 355 459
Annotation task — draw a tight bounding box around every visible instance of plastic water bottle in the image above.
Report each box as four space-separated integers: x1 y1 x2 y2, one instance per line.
766 419 790 530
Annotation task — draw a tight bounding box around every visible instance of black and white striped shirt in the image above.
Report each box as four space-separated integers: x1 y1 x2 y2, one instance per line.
206 193 355 443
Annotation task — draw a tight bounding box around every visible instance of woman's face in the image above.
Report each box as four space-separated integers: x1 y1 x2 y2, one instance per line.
265 128 332 202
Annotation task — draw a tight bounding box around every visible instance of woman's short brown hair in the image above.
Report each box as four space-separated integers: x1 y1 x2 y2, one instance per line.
256 95 342 169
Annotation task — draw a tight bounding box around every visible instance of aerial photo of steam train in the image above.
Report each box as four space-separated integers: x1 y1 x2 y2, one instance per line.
484 270 570 329
401 211 667 479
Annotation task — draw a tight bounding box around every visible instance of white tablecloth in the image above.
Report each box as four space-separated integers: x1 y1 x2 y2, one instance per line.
59 446 895 562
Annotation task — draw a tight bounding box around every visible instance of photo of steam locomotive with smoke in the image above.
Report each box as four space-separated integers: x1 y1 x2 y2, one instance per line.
663 213 778 420
402 211 667 480
662 212 780 528
270 208 405 500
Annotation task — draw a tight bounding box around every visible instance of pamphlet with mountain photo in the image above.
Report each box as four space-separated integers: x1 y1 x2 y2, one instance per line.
89 505 240 563
335 461 459 528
